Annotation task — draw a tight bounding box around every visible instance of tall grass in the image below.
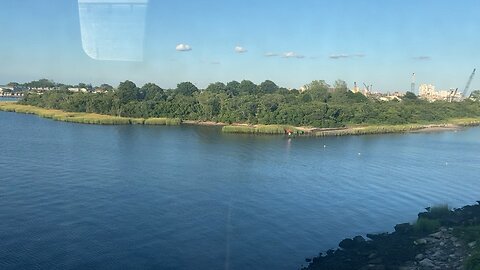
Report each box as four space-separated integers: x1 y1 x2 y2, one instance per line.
454 225 480 270
314 124 426 137
413 218 441 234
222 124 302 134
144 118 181 126
0 102 180 126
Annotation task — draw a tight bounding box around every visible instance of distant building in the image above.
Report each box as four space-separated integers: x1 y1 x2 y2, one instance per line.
0 85 14 91
418 84 459 101
351 82 360 94
419 84 436 98
68 88 88 93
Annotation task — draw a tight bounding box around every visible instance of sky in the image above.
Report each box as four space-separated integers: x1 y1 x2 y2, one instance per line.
0 0 479 92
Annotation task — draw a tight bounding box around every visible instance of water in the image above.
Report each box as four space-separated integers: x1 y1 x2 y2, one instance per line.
0 97 20 101
1 111 479 270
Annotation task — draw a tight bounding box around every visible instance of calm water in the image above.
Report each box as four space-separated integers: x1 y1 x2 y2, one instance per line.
1 112 479 270
0 97 20 101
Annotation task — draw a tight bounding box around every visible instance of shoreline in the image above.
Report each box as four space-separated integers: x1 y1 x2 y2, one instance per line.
302 203 480 270
1 102 479 136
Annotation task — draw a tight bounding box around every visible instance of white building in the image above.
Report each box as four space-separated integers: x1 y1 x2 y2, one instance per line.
419 84 459 101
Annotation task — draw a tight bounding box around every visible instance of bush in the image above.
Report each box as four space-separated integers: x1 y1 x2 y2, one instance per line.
465 252 480 270
413 218 441 234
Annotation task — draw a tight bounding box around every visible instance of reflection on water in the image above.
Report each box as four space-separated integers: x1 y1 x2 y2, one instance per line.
78 0 148 61
0 112 479 270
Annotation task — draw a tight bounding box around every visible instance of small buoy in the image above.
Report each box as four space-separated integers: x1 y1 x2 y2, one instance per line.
323 145 327 148
358 153 361 156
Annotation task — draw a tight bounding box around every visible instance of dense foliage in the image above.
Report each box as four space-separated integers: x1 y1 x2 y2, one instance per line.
20 80 480 128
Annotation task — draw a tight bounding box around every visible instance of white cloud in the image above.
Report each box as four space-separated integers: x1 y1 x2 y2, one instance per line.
265 52 278 57
413 56 431 61
282 52 304 59
176 44 192 52
234 46 247 53
329 53 365 59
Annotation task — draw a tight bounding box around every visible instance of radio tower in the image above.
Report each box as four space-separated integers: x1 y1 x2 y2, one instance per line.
410 73 416 93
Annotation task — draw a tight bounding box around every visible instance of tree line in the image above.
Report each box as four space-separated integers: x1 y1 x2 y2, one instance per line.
19 79 480 128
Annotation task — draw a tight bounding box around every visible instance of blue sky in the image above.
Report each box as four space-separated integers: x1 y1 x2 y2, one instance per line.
0 0 479 92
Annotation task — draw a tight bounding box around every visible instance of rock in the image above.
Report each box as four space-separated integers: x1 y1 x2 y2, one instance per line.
431 251 442 259
353 235 366 243
395 223 412 234
415 254 425 261
415 238 427 245
419 258 435 267
339 238 355 250
430 231 443 239
468 241 477 248
305 258 312 263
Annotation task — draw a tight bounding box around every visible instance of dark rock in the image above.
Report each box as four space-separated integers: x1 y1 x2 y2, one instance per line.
339 238 355 250
395 223 412 234
353 235 366 243
300 203 480 270
419 258 434 267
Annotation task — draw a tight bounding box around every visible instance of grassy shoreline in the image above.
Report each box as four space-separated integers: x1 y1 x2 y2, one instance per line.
0 102 181 126
223 119 480 136
2 102 480 135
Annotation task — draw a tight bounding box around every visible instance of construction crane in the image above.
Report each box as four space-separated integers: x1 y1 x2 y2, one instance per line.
363 83 371 92
462 69 476 98
447 88 458 103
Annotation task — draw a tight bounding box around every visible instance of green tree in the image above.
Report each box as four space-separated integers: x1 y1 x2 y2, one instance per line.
176 82 199 96
259 80 279 94
226 81 240 96
334 79 348 91
141 83 165 101
206 82 226 93
7 82 19 87
198 92 221 118
404 91 418 100
470 90 480 101
304 80 330 102
238 80 257 94
304 80 330 92
116 80 140 103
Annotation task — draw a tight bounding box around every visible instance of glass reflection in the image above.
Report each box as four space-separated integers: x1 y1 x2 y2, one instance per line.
78 0 148 61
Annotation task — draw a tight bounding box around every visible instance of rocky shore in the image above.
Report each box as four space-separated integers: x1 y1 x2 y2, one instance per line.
301 203 480 270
